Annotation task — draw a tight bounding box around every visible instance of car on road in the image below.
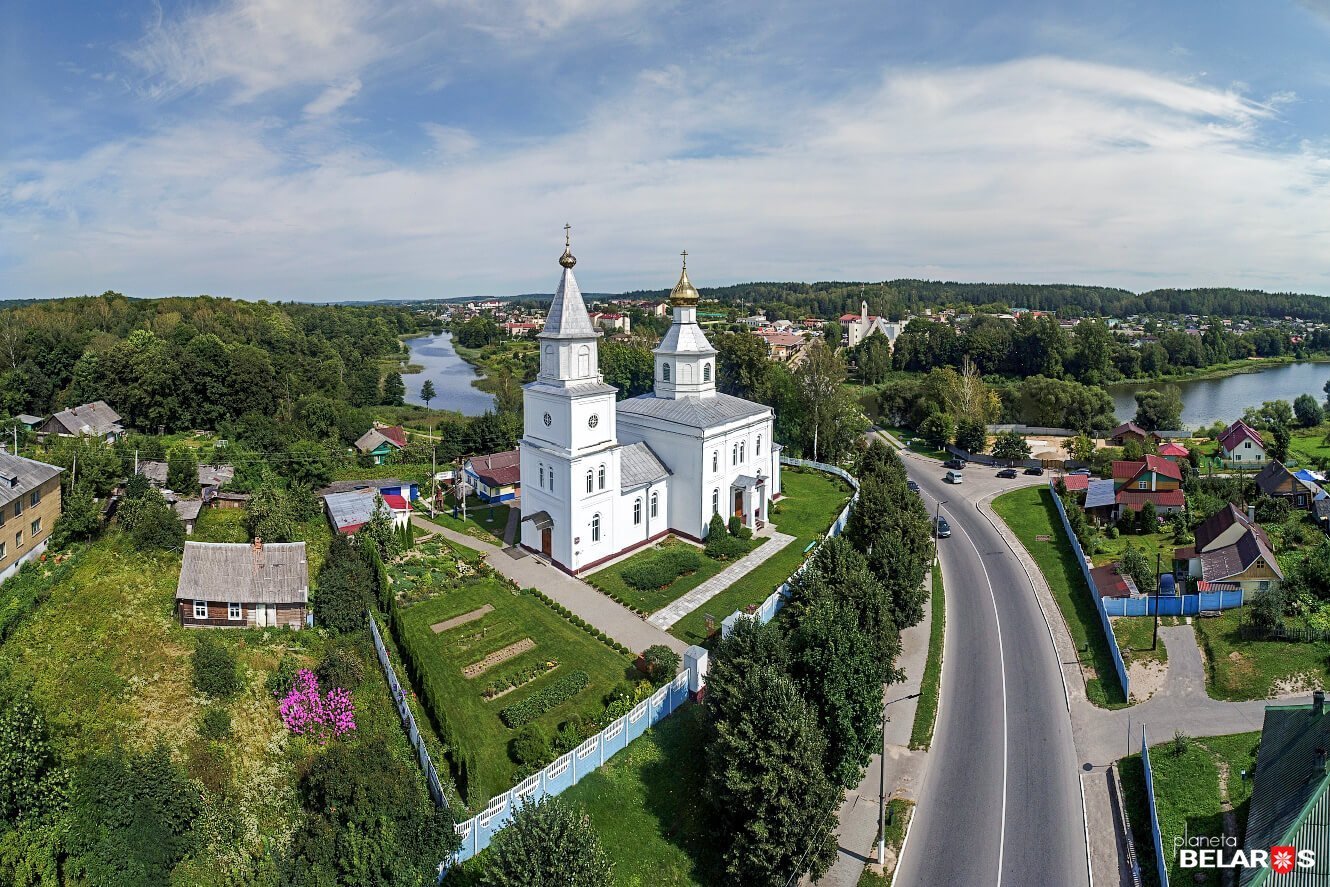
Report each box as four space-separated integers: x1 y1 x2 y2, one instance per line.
944 470 964 484
906 480 920 493
1023 466 1045 476
943 457 966 470
1068 468 1091 476
934 517 952 538
996 467 1018 479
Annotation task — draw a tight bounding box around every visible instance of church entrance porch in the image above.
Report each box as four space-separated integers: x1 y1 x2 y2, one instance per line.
730 474 767 529
541 527 552 556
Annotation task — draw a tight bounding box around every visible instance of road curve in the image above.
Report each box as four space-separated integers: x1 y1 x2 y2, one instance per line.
893 460 1088 887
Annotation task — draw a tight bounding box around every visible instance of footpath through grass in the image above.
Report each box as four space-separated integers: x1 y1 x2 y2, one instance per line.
909 569 945 750
992 486 1127 708
1194 608 1330 700
561 703 723 887
668 468 853 647
1119 731 1260 887
587 537 754 616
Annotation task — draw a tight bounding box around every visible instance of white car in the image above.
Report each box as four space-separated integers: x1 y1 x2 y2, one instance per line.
945 470 964 484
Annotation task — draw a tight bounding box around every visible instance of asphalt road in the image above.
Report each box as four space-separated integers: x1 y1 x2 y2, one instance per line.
893 461 1089 887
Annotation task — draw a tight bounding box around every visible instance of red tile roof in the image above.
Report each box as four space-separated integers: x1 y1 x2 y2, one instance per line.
379 425 408 448
1115 489 1185 510
1142 454 1182 481
1112 460 1144 480
1158 442 1190 457
1062 474 1089 491
1218 419 1263 453
381 494 409 511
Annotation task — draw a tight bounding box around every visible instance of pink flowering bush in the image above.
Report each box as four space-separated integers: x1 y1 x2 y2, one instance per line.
278 669 356 743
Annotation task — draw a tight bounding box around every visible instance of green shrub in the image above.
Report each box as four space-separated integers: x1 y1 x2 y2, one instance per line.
316 647 365 691
737 525 753 540
198 706 232 740
499 671 590 728
641 644 681 685
511 724 551 766
621 546 702 590
266 654 301 698
727 515 742 537
192 635 242 698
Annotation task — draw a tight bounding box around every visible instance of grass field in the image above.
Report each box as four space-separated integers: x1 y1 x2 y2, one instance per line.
1092 529 1179 574
1119 731 1260 887
1193 608 1330 700
992 486 1127 708
1111 616 1169 670
587 537 755 615
395 573 635 802
1287 425 1330 467
428 493 511 545
561 703 723 887
909 569 945 750
668 468 853 647
881 425 948 460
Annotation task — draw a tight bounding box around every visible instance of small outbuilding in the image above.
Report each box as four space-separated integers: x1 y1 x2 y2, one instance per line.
176 540 308 629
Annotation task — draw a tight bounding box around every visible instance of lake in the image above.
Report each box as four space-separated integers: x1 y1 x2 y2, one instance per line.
402 332 495 416
1110 361 1330 429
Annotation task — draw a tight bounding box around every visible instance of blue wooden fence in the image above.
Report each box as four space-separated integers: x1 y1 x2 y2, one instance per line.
1047 483 1132 699
1102 589 1244 617
1141 726 1170 887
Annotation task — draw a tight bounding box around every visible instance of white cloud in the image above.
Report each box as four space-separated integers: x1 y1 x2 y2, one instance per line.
303 78 363 116
6 56 1330 300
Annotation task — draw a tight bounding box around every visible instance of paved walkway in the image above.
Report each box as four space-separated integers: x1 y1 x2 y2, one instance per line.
412 515 688 655
646 531 796 629
811 572 935 886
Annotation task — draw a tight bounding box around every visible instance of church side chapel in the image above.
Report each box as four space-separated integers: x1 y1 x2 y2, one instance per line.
519 231 782 574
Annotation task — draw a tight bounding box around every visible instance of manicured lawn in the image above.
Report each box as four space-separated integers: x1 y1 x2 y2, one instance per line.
395 573 635 804
1092 529 1179 574
587 537 755 615
561 703 723 887
1111 616 1168 669
427 494 511 545
992 486 1127 708
1193 608 1330 700
1119 731 1260 887
909 569 945 750
668 468 853 647
882 425 947 460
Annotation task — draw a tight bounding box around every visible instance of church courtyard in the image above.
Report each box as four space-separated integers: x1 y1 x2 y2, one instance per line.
392 566 637 804
585 535 761 615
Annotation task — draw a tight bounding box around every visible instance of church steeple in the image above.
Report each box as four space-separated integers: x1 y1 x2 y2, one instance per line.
537 225 602 385
653 251 717 400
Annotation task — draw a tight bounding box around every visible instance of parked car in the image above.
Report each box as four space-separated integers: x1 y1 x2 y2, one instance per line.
945 470 964 484
1023 466 1045 476
996 468 1018 479
1068 468 1091 476
935 517 952 538
943 458 966 470
906 480 920 493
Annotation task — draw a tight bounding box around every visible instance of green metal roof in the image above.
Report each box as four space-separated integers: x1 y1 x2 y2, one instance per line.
1243 703 1330 886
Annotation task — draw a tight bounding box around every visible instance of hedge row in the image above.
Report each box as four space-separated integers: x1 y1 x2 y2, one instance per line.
498 670 590 728
621 547 702 591
525 588 634 657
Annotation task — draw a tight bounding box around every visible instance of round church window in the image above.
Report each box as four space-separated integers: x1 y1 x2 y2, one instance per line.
543 412 552 426
588 414 599 428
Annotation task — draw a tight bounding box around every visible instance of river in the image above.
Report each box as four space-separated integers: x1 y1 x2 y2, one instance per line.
1109 361 1330 428
401 331 496 416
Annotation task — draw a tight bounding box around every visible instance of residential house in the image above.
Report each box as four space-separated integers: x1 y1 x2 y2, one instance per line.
1255 461 1318 511
0 454 63 585
1156 441 1190 461
464 450 521 503
588 312 630 334
1218 419 1267 467
840 301 902 348
137 460 235 501
175 540 308 629
502 321 541 338
752 329 808 363
1239 692 1330 886
12 414 43 431
738 315 768 328
1107 421 1160 448
354 425 408 465
40 400 124 442
321 488 412 535
1172 502 1283 593
1110 456 1184 517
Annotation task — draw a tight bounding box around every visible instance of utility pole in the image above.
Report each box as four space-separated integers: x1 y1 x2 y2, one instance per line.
1152 551 1162 650
877 703 887 863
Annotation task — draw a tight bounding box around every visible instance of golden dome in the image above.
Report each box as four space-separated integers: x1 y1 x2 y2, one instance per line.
669 251 699 306
559 223 577 269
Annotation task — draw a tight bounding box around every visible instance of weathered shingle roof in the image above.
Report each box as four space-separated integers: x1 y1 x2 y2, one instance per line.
176 541 308 605
1242 704 1330 886
466 450 520 487
619 442 671 489
137 461 234 490
174 499 204 521
1199 528 1284 582
1194 503 1268 553
354 426 406 454
0 454 63 508
43 401 122 437
617 392 770 429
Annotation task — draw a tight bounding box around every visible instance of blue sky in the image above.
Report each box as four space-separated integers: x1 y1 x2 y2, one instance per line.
4 0 1330 302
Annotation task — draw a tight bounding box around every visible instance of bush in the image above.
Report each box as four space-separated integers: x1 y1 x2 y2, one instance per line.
266 654 301 697
192 636 242 698
727 515 742 537
706 514 744 560
1106 526 1119 539
198 706 232 740
554 716 590 754
641 645 681 685
499 671 590 728
316 647 365 691
621 546 702 590
511 724 551 766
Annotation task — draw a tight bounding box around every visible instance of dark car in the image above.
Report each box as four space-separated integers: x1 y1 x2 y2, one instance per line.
906 480 920 493
934 517 952 538
996 468 1018 479
1023 465 1045 476
943 458 966 470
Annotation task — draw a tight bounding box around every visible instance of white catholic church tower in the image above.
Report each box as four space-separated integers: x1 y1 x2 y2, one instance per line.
520 231 781 574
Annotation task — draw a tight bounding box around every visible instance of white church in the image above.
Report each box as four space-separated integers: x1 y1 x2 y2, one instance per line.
519 235 782 574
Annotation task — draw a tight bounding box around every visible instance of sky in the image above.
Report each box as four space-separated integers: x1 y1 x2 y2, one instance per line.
4 1 1330 303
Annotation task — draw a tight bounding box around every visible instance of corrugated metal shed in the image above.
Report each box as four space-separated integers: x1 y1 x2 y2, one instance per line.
1243 702 1330 886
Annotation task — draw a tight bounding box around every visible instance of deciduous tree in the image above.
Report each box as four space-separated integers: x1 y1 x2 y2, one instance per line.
481 797 612 887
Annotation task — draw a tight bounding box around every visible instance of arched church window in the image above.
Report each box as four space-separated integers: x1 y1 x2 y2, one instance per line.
740 442 745 462
712 451 718 472
539 464 544 487
756 436 762 457
703 363 712 382
662 363 671 382
650 492 658 518
634 499 642 525
732 444 738 465
712 489 719 515
591 513 601 542
577 345 591 377
598 465 606 490
586 471 594 493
